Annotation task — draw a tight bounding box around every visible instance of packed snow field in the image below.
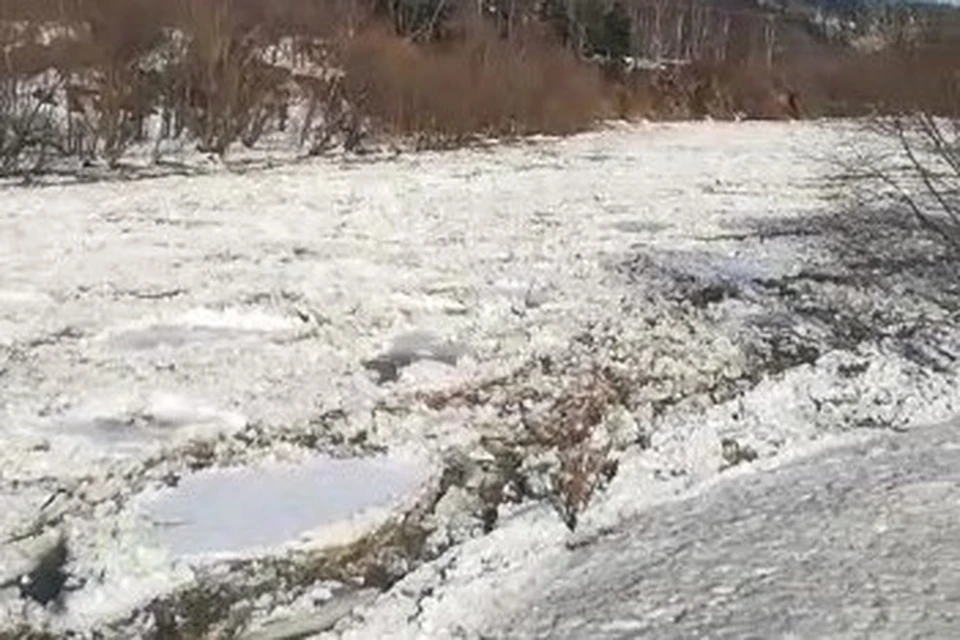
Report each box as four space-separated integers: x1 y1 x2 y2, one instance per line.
500 418 960 639
1 120 959 637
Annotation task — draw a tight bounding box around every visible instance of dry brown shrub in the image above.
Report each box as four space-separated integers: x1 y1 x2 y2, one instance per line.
4 0 958 166
0 9 67 175
834 47 959 117
65 2 169 162
414 363 627 531
772 27 960 119
342 23 607 147
164 0 291 154
605 61 783 122
0 76 63 176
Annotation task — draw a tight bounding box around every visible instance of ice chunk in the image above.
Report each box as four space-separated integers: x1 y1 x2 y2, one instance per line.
363 330 465 383
61 392 247 446
107 308 301 350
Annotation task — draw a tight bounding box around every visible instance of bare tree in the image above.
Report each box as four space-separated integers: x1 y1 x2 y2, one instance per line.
882 114 960 252
0 77 65 178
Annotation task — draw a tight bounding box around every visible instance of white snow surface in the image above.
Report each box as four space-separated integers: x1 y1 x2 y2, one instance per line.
1 120 959 636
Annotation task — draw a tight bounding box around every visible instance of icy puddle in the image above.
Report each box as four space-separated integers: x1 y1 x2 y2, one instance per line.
137 454 433 558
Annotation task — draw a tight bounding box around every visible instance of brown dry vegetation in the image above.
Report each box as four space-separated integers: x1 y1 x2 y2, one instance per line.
343 25 606 146
610 42 960 122
0 0 958 176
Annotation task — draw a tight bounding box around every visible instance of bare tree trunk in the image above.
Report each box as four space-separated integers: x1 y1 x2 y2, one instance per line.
652 2 663 60
763 15 776 69
719 14 730 63
674 10 685 60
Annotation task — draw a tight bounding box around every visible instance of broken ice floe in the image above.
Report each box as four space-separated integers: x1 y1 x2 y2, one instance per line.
59 392 247 447
609 219 670 235
0 288 51 305
105 308 303 351
241 585 379 640
136 453 434 558
641 248 794 285
363 330 466 384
